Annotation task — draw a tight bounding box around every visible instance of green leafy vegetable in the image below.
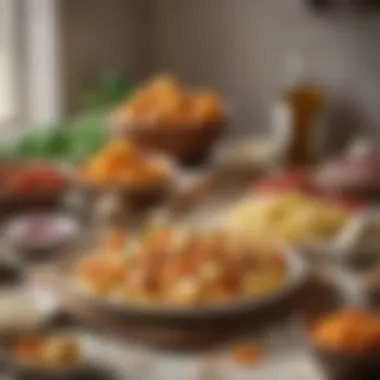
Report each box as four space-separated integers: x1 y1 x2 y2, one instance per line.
3 70 132 163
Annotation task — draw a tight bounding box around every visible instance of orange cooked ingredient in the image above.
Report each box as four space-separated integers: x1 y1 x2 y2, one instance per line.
103 229 127 251
82 139 167 187
230 343 263 366
75 228 286 307
10 335 42 361
310 309 380 353
76 256 126 295
114 74 224 126
9 334 80 368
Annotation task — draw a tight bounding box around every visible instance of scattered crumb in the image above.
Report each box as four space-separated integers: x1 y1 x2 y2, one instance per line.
229 343 263 366
103 229 126 251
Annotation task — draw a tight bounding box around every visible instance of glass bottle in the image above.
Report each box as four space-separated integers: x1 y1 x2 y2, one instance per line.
273 48 326 167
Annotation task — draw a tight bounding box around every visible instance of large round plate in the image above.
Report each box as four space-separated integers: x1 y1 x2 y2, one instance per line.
45 246 307 323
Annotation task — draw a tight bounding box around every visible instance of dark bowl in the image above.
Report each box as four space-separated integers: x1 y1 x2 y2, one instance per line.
0 161 74 214
40 246 307 349
0 316 90 380
110 119 226 164
304 310 380 380
311 345 380 380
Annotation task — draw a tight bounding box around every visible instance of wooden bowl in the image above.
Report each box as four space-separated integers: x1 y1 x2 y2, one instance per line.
0 161 73 213
110 119 226 163
75 153 179 209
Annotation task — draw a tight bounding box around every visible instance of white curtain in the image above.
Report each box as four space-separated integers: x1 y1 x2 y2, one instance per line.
25 0 61 125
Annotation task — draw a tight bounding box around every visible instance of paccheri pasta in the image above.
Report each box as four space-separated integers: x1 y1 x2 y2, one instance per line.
74 228 287 307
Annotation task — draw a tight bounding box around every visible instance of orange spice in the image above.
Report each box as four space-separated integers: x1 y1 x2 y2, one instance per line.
230 343 263 366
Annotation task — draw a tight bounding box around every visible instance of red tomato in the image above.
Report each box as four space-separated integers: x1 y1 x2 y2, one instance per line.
8 165 65 194
253 169 312 194
252 168 360 212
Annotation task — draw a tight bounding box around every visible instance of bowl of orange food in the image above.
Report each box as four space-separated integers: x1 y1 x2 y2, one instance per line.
306 308 380 380
79 139 177 205
47 226 306 325
110 75 226 163
0 327 87 379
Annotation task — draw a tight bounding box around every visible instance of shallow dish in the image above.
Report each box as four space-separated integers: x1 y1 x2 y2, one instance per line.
45 245 307 323
77 152 179 207
1 213 79 259
212 136 282 174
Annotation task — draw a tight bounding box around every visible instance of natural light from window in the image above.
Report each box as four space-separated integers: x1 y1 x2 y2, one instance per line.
0 0 16 124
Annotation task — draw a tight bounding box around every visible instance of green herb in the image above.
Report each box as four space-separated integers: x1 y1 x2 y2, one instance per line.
3 70 132 163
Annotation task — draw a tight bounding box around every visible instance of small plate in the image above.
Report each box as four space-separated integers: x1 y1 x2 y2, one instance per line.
212 136 282 173
76 153 180 208
1 213 79 258
304 209 380 267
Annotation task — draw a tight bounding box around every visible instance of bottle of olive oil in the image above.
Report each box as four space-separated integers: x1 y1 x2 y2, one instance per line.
273 49 326 167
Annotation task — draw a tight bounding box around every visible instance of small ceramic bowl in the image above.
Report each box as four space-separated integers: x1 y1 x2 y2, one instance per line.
1 213 79 260
304 310 380 380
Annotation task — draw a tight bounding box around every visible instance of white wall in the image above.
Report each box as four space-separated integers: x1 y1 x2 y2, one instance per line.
60 0 152 114
151 0 380 149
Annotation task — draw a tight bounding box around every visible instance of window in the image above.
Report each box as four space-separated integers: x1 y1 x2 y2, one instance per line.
0 0 17 125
